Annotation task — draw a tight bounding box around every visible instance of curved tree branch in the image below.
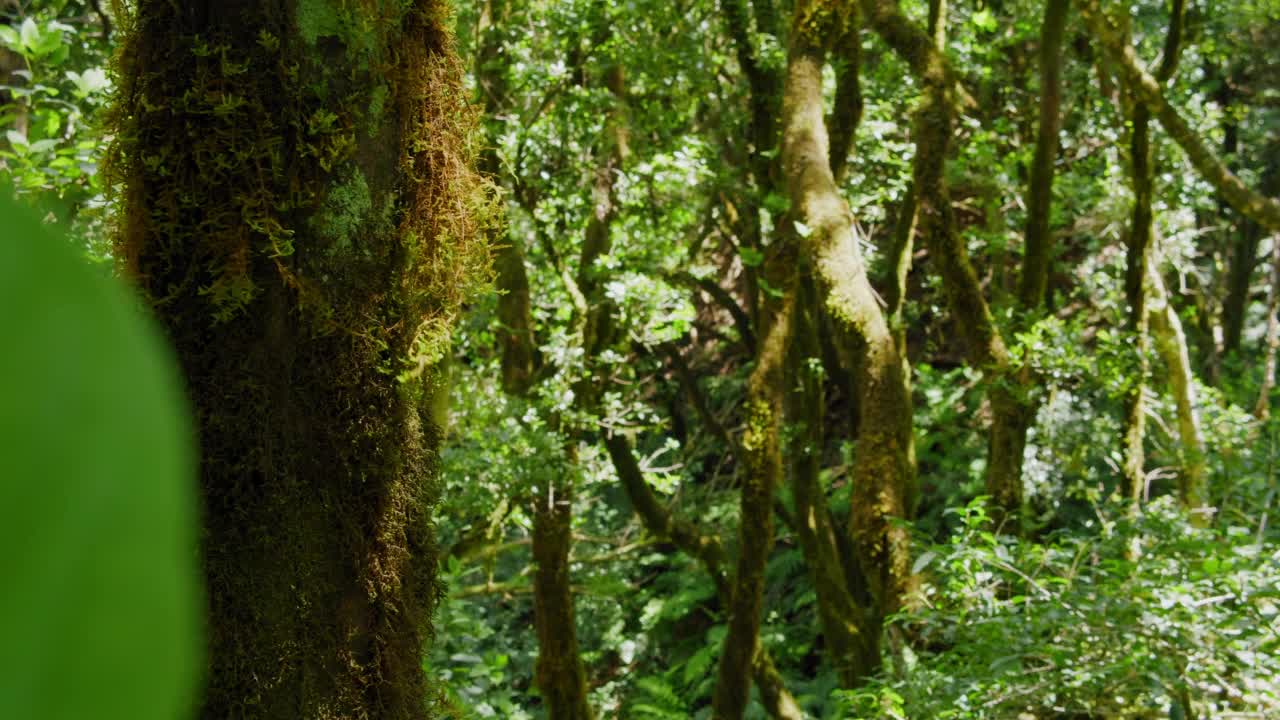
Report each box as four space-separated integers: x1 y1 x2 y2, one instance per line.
1080 0 1280 233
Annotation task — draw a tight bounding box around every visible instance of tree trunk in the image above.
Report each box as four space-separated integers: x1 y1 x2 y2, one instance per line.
1017 0 1070 311
786 275 880 686
1121 96 1155 507
885 181 918 359
532 458 593 720
870 0 1024 526
1147 256 1209 523
712 286 793 720
1222 225 1261 359
1117 0 1186 509
784 0 916 620
1255 236 1280 420
478 0 539 398
108 2 488 717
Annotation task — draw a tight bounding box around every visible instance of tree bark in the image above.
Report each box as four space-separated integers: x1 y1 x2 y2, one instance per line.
884 181 918 358
712 286 793 720
869 0 1025 525
1147 256 1209 523
1121 94 1155 506
1255 236 1280 420
531 457 593 720
782 0 915 651
1115 0 1186 509
109 2 488 717
828 20 863 183
1222 221 1262 358
1017 0 1070 311
786 276 880 686
860 0 975 112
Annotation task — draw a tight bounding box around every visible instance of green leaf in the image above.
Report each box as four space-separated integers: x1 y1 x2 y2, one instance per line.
19 17 39 52
758 277 785 299
67 67 109 96
912 550 938 574
971 8 997 31
740 246 764 267
28 138 58 154
0 25 19 50
0 194 202 720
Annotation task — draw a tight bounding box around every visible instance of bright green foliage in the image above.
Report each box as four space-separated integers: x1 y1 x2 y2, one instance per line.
0 2 114 256
838 497 1280 718
0 194 200 720
432 0 1280 713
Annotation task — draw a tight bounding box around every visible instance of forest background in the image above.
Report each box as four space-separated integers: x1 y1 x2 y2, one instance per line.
1 0 1279 718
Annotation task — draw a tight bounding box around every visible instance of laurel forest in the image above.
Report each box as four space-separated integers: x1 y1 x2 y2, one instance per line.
1 0 1279 718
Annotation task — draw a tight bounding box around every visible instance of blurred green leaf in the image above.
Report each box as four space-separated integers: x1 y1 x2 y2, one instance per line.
0 195 201 720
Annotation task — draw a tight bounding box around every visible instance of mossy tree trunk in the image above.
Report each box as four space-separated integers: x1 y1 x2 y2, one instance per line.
779 0 916 683
981 0 1072 523
108 1 489 718
1015 0 1069 316
710 6 799 716
871 0 1021 524
712 274 794 720
1227 154 1280 363
1121 93 1155 506
868 0 1069 529
1255 235 1280 420
1114 0 1185 508
1222 221 1262 358
786 275 880 686
1147 254 1209 522
531 459 592 720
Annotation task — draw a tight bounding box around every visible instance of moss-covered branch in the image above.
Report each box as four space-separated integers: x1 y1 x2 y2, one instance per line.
783 0 915 631
1079 0 1280 233
860 0 975 111
827 15 862 181
712 286 794 719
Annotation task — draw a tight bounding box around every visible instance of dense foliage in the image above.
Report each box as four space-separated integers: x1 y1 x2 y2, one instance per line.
3 0 1279 717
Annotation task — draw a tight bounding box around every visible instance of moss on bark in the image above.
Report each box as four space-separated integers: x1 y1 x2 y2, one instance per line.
105 1 491 716
777 1 917 688
713 287 793 720
787 276 880 686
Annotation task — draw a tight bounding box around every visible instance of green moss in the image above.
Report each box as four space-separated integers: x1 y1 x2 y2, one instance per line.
313 168 372 252
366 83 389 128
296 0 344 46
